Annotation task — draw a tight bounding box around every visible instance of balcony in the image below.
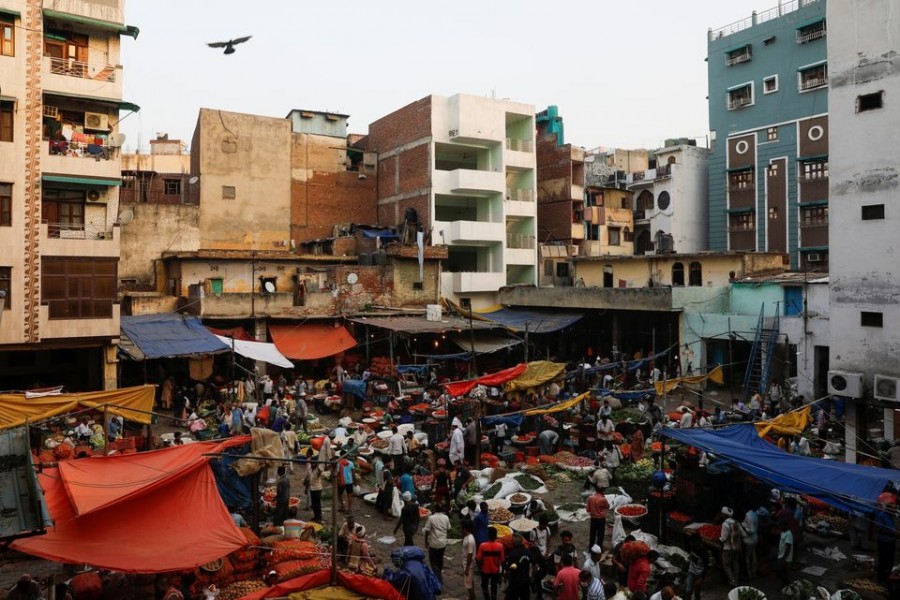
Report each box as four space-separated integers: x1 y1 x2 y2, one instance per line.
42 57 123 100
436 220 504 245
448 271 504 294
506 233 535 250
570 222 585 240
800 76 827 91
43 142 122 180
797 27 826 44
506 188 534 202
40 222 119 258
43 0 125 25
725 51 752 66
40 302 120 340
433 169 504 196
728 96 753 110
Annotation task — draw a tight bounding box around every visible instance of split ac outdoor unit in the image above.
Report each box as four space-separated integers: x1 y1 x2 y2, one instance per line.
874 375 900 403
84 112 109 131
86 190 103 202
827 370 863 398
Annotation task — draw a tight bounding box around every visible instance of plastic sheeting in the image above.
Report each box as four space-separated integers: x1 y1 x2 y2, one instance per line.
505 360 567 392
13 438 250 572
653 365 724 395
269 323 357 361
0 385 156 429
472 306 584 334
214 335 294 368
443 363 527 398
755 405 812 437
120 313 229 360
237 570 406 600
524 391 590 416
658 423 900 515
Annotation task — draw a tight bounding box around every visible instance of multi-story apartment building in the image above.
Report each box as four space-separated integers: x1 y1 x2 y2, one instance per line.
707 0 829 271
366 93 538 307
826 0 900 455
535 106 585 249
628 144 710 255
0 0 137 391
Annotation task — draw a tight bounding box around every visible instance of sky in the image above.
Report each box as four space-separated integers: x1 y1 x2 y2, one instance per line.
118 0 765 154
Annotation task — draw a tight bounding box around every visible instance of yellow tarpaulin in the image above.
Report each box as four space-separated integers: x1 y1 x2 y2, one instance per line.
654 365 724 395
505 360 567 392
524 391 590 416
0 385 156 429
755 405 812 437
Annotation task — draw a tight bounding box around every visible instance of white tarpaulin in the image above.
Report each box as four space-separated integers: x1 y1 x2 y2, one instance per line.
215 335 294 369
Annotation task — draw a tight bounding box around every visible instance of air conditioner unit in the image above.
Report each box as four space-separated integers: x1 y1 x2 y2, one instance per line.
827 370 863 398
874 375 900 402
84 112 109 131
86 190 103 202
807 253 822 262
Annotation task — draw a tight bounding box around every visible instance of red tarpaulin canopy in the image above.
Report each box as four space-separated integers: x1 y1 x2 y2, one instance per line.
443 363 528 397
206 326 255 341
268 323 357 361
13 438 249 572
238 570 406 600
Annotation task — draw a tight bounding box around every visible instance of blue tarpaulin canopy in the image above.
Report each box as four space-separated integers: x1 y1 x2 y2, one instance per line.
658 423 900 515
359 229 399 239
120 314 229 360
474 307 584 334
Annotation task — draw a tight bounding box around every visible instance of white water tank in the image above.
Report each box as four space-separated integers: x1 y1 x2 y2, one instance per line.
426 304 442 322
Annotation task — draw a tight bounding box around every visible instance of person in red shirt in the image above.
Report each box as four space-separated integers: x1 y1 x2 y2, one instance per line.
476 526 505 600
586 486 610 551
553 554 581 600
627 550 658 593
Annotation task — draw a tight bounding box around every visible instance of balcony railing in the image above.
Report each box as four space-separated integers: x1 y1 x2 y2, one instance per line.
506 188 534 202
656 164 671 177
44 221 115 240
728 183 755 192
800 76 827 91
44 56 117 82
710 0 820 39
633 210 647 221
728 96 753 110
505 138 534 153
725 52 752 66
506 233 536 250
120 189 200 205
797 28 826 43
48 139 119 161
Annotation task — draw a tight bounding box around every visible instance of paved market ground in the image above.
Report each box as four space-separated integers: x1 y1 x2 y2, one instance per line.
0 389 889 599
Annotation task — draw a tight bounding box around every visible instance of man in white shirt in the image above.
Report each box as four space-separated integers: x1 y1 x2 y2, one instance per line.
424 505 451 582
589 461 611 490
75 418 92 441
461 520 476 600
650 366 661 384
388 425 407 472
596 415 615 442
449 423 465 466
679 408 694 429
493 422 508 455
741 507 761 578
582 545 603 580
719 506 742 588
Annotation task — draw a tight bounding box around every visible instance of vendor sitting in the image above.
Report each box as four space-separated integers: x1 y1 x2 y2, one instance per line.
75 417 92 442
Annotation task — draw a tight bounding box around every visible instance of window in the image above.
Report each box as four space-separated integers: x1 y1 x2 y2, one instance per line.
801 160 829 181
862 204 885 220
657 191 671 210
861 311 883 328
784 286 803 316
623 227 633 242
636 190 654 212
797 20 826 44
412 281 423 291
763 35 776 46
727 84 753 110
222 185 236 199
763 76 779 94
768 162 779 176
725 45 752 66
0 266 9 310
41 258 117 319
608 227 621 246
556 262 570 278
801 206 828 226
0 19 13 57
729 170 754 191
42 189 85 236
0 183 10 226
768 207 779 220
0 100 12 142
672 263 685 286
799 63 828 91
729 212 755 231
689 262 703 286
603 265 613 288
164 178 181 196
766 127 778 141
544 260 554 277
857 91 884 112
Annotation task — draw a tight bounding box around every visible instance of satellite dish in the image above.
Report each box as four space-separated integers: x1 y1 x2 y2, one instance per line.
189 176 199 185
264 281 276 293
347 272 359 285
118 209 134 225
109 133 126 148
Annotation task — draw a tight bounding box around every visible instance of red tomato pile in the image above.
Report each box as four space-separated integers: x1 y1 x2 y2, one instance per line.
668 511 692 523
617 505 648 517
698 524 722 540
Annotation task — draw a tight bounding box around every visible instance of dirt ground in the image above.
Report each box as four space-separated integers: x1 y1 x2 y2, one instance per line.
0 389 889 599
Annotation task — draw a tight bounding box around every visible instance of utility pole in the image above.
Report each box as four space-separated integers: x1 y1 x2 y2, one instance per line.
728 317 735 406
524 321 529 363
250 251 257 320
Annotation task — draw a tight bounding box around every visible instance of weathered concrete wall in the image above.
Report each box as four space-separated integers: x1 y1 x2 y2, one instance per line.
499 285 672 311
118 204 199 289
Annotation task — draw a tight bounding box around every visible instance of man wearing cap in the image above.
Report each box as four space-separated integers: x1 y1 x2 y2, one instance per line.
582 545 603 581
718 506 742 588
449 421 465 466
394 491 420 547
586 486 609 552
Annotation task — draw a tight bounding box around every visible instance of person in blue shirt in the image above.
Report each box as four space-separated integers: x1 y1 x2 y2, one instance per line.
399 467 417 501
473 501 490 547
231 404 244 435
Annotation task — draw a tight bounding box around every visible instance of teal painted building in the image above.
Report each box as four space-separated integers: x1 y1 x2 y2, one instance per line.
707 0 829 271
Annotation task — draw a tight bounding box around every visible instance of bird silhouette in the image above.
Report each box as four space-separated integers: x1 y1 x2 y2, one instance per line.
207 36 252 55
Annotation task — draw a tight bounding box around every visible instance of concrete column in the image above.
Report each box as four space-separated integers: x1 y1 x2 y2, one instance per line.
885 408 896 442
844 400 862 463
104 341 119 390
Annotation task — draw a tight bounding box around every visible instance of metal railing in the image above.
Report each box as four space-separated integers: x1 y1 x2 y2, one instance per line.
797 28 826 43
710 0 820 40
47 140 118 160
725 52 752 66
506 233 536 249
119 189 200 205
43 221 114 240
656 164 671 177
800 76 827 91
728 96 753 110
505 138 534 153
44 56 117 82
506 188 535 202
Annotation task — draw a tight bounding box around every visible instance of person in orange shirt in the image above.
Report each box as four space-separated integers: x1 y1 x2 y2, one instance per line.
627 550 658 594
553 554 581 600
586 486 610 551
476 526 505 600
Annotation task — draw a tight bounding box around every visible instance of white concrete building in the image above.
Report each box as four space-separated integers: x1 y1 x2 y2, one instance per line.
368 94 538 307
827 0 900 456
628 144 710 255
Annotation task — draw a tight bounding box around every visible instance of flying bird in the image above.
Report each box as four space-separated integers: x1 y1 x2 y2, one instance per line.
207 36 252 55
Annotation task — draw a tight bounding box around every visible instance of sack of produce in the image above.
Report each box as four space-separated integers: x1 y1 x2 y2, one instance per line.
621 540 650 562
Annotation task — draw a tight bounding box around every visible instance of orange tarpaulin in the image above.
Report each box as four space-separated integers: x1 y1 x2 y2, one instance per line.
269 323 357 361
238 569 405 600
13 438 249 572
443 363 528 398
0 385 155 429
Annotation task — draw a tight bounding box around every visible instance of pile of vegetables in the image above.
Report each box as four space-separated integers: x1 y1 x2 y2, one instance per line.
697 524 721 540
513 474 543 491
561 456 594 468
366 356 396 378
781 579 818 600
842 578 886 595
413 474 434 489
615 504 648 518
217 581 268 600
616 458 655 482
667 511 692 523
735 588 764 600
489 507 515 523
806 513 849 534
